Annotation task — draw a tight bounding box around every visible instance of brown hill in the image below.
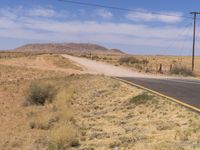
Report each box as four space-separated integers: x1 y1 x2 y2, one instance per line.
14 43 125 55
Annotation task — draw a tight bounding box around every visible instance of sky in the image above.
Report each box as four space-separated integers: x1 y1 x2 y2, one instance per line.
0 0 200 55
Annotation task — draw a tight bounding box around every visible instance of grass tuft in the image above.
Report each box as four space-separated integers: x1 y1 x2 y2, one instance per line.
48 126 80 149
130 92 154 105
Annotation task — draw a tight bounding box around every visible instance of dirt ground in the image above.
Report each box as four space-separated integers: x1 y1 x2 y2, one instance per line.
63 54 149 78
1 53 200 150
78 54 200 77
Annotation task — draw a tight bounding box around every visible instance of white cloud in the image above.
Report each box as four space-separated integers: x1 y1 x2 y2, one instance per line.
96 9 113 19
0 6 193 52
126 10 183 23
28 7 57 17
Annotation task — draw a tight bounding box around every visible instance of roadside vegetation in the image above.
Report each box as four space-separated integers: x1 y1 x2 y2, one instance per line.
1 52 200 149
45 54 82 70
80 54 198 77
130 92 154 105
170 65 193 76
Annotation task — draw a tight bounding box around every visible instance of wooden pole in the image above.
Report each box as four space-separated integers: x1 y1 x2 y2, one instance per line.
190 12 200 71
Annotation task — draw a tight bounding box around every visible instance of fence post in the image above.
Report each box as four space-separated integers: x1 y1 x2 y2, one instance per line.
170 64 172 72
158 64 162 73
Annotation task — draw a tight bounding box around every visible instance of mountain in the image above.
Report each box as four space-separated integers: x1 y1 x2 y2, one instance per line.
14 43 125 55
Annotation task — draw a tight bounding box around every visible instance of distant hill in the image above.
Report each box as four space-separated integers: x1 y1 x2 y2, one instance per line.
14 43 125 55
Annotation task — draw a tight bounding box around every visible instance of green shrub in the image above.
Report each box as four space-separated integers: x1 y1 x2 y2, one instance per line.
170 66 193 76
25 82 56 106
130 92 154 105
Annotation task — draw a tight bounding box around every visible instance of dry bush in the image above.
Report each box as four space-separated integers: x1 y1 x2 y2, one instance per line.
29 113 59 130
25 82 56 106
119 56 149 66
54 88 75 124
119 56 140 64
91 55 100 60
170 65 193 76
48 125 80 149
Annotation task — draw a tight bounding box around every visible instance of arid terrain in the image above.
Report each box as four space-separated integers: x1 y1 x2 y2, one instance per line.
79 54 199 77
13 43 124 55
1 52 200 150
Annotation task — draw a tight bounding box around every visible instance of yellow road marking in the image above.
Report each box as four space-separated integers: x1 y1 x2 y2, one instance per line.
114 77 200 113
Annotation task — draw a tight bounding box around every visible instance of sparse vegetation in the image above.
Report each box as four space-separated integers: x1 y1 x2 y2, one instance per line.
170 65 193 76
130 92 154 105
25 82 56 106
0 52 37 59
119 56 139 64
81 54 199 76
48 126 79 149
119 56 149 65
1 52 200 150
45 54 82 70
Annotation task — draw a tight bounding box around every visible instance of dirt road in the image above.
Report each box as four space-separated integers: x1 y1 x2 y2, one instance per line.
63 54 153 78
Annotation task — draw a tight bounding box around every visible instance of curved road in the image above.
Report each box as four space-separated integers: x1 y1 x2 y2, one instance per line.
119 77 200 109
63 54 200 110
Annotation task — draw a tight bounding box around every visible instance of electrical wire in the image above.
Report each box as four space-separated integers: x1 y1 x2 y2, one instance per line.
57 0 193 19
178 23 192 56
165 21 192 53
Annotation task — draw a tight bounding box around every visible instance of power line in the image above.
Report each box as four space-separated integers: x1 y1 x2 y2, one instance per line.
57 0 193 19
165 21 192 53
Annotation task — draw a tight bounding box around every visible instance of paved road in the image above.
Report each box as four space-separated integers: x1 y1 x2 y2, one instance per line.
119 77 200 109
63 54 200 110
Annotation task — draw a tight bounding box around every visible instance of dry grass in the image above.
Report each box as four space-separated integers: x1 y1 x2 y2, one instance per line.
0 77 79 149
0 52 81 149
44 54 82 70
48 125 79 149
67 75 200 150
0 51 38 59
81 54 200 77
0 52 82 74
1 72 200 149
1 52 200 149
170 65 193 76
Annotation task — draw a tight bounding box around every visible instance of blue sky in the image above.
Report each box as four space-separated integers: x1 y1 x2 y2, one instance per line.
0 0 200 55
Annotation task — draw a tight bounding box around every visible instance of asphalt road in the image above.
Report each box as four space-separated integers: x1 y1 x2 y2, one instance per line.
119 77 200 109
63 54 200 110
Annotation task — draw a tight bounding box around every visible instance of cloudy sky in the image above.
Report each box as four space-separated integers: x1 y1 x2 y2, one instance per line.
0 0 200 55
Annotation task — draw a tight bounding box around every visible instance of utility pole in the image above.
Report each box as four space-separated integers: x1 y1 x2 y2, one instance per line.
190 12 200 71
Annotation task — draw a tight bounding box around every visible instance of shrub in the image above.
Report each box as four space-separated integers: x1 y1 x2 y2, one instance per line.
130 92 154 105
29 114 59 130
91 55 100 60
134 64 143 70
119 56 149 65
25 82 56 106
119 56 139 64
48 126 80 149
170 66 193 76
140 59 149 64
